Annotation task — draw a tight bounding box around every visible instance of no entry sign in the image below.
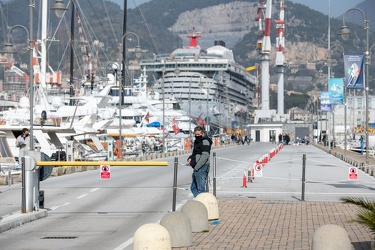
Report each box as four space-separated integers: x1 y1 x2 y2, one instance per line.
100 165 111 180
348 167 358 180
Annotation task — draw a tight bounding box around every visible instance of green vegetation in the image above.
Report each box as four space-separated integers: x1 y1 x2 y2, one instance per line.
340 196 375 243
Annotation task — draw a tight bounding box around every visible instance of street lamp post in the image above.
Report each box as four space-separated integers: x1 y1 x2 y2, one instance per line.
1 1 35 213
328 44 345 150
339 8 370 164
188 74 202 141
162 64 166 153
119 32 144 158
51 0 75 106
198 80 210 133
2 24 34 149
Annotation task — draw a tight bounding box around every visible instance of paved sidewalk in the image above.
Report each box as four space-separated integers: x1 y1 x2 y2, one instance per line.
175 199 372 250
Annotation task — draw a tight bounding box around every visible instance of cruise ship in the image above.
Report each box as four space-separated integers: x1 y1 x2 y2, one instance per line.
140 32 257 134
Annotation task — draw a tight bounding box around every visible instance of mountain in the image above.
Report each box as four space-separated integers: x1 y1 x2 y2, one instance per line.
110 0 360 17
289 0 362 18
1 0 374 91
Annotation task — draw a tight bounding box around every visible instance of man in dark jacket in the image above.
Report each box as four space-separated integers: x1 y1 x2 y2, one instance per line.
187 126 212 197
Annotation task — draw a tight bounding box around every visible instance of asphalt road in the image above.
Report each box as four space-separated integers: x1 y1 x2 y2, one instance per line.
0 143 375 249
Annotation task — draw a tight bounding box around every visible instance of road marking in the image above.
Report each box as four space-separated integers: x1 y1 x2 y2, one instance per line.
113 238 133 250
76 194 88 199
49 202 70 211
90 188 100 192
113 198 191 250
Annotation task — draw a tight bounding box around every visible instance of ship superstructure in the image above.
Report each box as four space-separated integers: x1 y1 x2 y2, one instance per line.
140 32 257 133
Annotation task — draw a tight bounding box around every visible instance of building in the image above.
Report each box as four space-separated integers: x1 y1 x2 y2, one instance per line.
3 69 28 101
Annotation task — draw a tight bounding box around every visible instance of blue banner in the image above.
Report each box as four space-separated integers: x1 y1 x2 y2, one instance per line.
320 91 332 112
329 78 344 104
344 53 365 89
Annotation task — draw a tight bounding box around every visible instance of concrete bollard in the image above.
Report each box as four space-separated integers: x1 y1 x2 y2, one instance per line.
133 223 171 250
311 224 352 250
195 193 219 220
160 212 192 247
181 200 209 232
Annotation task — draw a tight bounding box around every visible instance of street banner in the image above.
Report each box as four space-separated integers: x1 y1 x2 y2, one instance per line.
329 78 344 104
344 53 365 89
320 91 331 112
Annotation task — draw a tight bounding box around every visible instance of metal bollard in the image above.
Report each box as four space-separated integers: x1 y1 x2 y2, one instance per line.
39 190 44 209
301 154 306 201
22 156 36 213
213 152 217 197
8 170 12 186
172 157 178 211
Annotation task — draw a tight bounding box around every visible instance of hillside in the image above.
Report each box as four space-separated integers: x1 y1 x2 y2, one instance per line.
0 0 374 92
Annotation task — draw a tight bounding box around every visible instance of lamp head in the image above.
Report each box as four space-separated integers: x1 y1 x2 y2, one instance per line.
134 45 142 58
51 0 67 18
339 25 351 41
1 43 17 54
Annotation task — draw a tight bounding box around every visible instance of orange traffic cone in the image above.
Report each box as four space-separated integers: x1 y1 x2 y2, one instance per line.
242 173 247 188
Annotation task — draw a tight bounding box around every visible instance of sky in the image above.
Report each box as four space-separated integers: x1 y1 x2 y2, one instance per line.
111 0 360 17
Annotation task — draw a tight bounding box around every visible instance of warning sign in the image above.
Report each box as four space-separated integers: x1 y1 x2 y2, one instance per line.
100 165 111 180
253 164 263 177
348 167 358 180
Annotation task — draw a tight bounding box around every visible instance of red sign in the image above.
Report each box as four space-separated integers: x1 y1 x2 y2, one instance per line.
100 165 111 180
348 167 358 180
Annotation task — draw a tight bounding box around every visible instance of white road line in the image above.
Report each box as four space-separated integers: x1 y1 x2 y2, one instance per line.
90 188 100 192
113 238 133 250
113 198 191 250
49 202 70 211
76 194 88 199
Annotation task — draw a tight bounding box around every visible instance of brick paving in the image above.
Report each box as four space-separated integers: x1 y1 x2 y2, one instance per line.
172 144 375 250
175 199 372 250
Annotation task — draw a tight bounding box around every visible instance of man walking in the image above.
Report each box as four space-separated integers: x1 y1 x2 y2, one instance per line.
16 128 31 158
187 126 212 197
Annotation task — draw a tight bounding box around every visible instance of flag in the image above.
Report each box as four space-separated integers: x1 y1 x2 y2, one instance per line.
344 53 365 89
144 112 150 123
171 117 180 135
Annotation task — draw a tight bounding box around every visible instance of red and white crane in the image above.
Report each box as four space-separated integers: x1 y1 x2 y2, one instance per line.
275 0 285 115
259 0 272 111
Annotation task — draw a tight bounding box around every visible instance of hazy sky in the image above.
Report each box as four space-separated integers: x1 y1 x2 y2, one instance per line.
112 0 360 17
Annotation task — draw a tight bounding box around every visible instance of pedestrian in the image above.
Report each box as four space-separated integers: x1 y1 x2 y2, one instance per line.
278 133 282 144
16 128 31 158
187 126 212 197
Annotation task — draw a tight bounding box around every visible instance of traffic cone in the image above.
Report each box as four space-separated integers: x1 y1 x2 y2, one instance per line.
242 173 247 188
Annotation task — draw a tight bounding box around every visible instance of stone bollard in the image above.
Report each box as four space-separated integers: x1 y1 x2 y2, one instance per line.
181 200 209 232
195 193 219 221
311 224 352 250
159 212 192 247
133 223 171 250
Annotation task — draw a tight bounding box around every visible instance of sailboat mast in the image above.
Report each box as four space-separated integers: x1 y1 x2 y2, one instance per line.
69 1 75 106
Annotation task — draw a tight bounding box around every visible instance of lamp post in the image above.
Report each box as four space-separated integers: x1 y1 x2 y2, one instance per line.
198 80 210 133
1 1 35 213
51 0 75 106
329 44 346 152
2 24 34 149
339 8 370 164
119 32 144 158
188 74 202 140
162 63 165 153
